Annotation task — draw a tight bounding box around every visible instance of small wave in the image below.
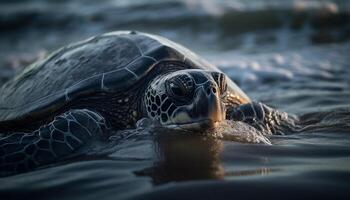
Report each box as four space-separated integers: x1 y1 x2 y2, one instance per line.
0 0 349 45
298 108 350 133
108 118 271 145
210 41 350 93
211 120 271 144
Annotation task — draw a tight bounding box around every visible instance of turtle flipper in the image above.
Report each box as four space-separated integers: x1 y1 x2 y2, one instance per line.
0 109 107 176
227 102 298 135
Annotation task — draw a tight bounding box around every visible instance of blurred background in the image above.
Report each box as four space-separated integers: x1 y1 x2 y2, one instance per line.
1 0 349 89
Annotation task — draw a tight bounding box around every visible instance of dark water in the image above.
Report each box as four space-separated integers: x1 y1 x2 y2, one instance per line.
1 0 350 199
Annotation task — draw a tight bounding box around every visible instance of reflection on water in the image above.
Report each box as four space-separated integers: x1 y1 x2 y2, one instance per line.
224 167 273 177
136 133 224 184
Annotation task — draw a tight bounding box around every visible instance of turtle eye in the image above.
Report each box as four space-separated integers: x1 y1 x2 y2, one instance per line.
170 82 186 97
167 74 194 101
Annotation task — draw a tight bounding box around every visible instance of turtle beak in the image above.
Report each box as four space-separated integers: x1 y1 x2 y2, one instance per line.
170 81 226 130
193 81 226 126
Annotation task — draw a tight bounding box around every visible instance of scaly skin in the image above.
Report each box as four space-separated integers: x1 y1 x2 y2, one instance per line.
227 102 298 135
0 109 107 176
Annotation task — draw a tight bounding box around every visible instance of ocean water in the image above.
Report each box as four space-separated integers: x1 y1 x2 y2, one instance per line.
0 0 350 199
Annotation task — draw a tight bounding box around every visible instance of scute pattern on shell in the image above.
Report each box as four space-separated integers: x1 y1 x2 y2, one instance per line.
1 36 140 108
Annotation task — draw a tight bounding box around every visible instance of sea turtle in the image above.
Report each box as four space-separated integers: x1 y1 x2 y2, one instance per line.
0 31 293 175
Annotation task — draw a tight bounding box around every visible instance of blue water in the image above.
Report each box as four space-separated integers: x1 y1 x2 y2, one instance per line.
0 0 350 199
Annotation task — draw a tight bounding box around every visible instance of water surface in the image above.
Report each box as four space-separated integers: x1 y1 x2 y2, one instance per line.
0 0 350 199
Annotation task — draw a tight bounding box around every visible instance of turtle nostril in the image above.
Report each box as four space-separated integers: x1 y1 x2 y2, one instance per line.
206 85 217 95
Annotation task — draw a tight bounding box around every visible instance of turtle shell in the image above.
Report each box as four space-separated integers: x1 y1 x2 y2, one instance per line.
0 31 250 124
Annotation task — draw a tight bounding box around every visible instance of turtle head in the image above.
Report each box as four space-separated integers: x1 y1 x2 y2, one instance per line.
143 69 227 130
